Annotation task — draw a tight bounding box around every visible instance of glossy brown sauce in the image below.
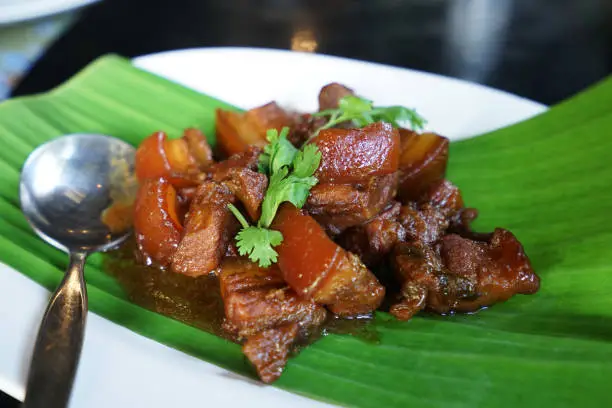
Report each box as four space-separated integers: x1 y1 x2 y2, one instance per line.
103 239 380 345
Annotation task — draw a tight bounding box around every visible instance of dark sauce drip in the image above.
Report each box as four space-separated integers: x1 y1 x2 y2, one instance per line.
102 239 380 345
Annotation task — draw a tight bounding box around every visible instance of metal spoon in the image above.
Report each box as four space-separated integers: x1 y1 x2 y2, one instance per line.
19 134 137 408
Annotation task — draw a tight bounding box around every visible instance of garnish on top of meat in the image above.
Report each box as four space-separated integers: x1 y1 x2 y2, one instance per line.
130 82 540 382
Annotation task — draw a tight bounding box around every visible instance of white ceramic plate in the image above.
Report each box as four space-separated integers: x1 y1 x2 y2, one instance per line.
0 47 546 407
0 0 99 25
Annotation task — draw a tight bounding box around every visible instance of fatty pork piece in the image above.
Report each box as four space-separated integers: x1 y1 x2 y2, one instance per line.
397 128 449 203
135 128 213 188
399 179 473 244
219 258 326 382
171 181 238 276
208 147 267 220
390 229 540 321
337 179 471 266
215 102 294 157
272 204 385 316
304 122 401 234
311 122 401 184
306 173 398 235
318 82 355 111
338 201 406 267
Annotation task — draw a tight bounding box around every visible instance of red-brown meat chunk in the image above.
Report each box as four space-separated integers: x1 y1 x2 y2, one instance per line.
219 258 326 337
389 229 540 320
311 122 400 183
318 83 355 111
242 324 299 383
398 179 469 244
171 181 237 276
338 201 406 266
397 129 449 202
215 102 294 157
272 204 385 316
218 258 326 383
306 173 398 235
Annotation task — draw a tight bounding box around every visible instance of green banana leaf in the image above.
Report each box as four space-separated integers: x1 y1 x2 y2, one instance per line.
1 55 611 407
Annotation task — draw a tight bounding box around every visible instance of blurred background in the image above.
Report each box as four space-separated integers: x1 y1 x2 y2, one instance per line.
1 0 611 104
0 0 611 406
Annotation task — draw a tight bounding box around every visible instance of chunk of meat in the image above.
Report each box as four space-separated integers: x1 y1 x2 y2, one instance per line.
182 128 214 168
207 146 262 177
338 201 406 266
288 113 327 146
397 129 449 202
389 229 540 320
135 129 211 187
218 258 326 383
398 179 469 244
390 242 476 320
207 146 267 221
243 324 299 383
399 203 449 245
213 167 267 221
306 173 398 235
272 204 385 316
134 178 182 266
219 258 326 337
215 103 294 157
171 182 237 276
318 83 355 111
311 122 400 183
439 229 540 311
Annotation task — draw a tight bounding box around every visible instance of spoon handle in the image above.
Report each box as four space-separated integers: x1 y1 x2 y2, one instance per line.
22 251 88 408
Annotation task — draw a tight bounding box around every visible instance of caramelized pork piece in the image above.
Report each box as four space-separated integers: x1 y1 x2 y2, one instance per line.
306 173 398 235
219 258 326 337
397 129 449 202
134 178 183 266
182 128 214 168
272 204 385 316
389 229 540 320
215 103 294 157
243 324 299 383
207 146 262 177
213 168 267 221
398 179 468 244
288 113 327 146
439 229 540 311
171 181 237 276
338 201 406 266
218 258 326 383
135 129 211 187
311 122 400 183
318 82 355 111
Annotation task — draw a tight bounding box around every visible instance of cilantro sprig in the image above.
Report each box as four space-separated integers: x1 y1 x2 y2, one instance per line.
312 95 426 135
228 127 322 267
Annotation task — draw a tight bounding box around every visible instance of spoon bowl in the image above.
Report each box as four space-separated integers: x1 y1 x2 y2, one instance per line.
20 133 137 253
19 133 136 408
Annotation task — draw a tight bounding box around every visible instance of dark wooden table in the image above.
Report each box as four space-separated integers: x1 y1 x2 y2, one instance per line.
3 0 611 406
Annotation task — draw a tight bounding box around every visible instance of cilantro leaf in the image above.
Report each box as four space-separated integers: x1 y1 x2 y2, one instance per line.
230 125 322 268
258 174 318 228
312 95 427 136
292 144 322 178
258 127 297 175
235 226 283 267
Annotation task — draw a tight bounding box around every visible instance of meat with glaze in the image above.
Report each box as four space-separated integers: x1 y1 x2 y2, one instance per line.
272 204 385 316
171 181 237 276
219 258 326 382
306 173 398 235
390 229 539 320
